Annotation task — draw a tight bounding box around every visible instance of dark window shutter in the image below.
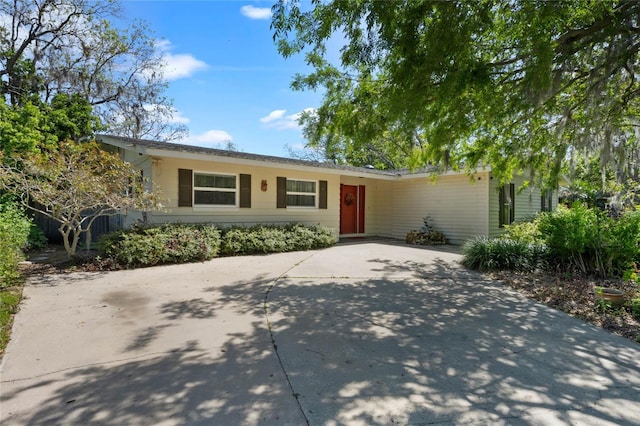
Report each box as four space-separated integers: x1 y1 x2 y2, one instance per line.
509 183 515 224
499 186 505 227
239 174 251 208
277 176 286 208
178 168 192 207
319 180 327 209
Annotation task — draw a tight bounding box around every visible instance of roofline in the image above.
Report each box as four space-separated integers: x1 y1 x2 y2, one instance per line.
97 134 407 179
96 134 486 180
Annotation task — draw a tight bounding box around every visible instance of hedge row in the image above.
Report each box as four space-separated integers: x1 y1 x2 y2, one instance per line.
99 223 335 268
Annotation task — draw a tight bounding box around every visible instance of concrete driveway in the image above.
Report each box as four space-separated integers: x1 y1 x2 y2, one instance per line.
1 240 639 425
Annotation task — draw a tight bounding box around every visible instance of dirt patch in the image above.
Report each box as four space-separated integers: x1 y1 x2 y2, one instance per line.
19 245 121 277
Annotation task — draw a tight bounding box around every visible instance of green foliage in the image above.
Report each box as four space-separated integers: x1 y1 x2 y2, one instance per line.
0 140 164 257
273 1 640 188
0 201 31 286
604 211 640 276
100 223 335 267
501 218 544 244
100 224 221 268
461 236 548 273
220 224 335 256
26 224 47 251
1 287 22 354
0 99 57 157
538 204 601 274
492 205 640 278
631 297 640 320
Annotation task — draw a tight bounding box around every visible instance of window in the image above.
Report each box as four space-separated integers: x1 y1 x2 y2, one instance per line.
276 177 327 209
499 183 515 227
286 179 317 207
193 172 237 206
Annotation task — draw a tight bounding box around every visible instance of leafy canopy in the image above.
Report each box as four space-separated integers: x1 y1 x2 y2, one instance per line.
273 1 640 187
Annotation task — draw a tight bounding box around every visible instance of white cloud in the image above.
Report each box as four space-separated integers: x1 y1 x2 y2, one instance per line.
182 130 233 148
142 104 190 124
166 109 190 125
261 108 316 130
155 39 208 81
259 109 286 123
240 5 272 20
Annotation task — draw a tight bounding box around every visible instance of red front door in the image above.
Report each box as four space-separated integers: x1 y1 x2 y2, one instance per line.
340 184 365 234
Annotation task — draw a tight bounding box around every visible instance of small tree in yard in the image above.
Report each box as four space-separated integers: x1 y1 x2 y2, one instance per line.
0 141 163 257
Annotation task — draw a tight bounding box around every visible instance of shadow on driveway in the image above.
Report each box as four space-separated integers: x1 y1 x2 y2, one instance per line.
2 244 639 425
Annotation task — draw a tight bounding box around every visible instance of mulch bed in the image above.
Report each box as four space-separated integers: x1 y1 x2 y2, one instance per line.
491 270 640 344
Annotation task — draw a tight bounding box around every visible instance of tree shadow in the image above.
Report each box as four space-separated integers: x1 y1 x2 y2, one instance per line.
3 244 639 425
3 339 305 425
263 257 640 424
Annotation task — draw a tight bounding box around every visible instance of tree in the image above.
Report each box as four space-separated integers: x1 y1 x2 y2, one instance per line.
0 93 100 157
0 141 164 257
0 0 186 142
272 1 640 189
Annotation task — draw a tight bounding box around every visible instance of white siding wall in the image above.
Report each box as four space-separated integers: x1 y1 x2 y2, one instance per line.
386 173 490 245
121 156 340 239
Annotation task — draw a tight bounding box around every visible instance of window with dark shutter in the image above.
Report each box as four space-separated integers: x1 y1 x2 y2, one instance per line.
240 174 251 208
178 168 193 207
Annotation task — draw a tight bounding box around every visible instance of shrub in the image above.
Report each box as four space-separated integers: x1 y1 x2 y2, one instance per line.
100 224 221 268
501 217 544 244
461 236 548 272
538 203 602 275
0 202 32 286
221 226 288 255
406 216 448 245
605 210 640 276
220 224 335 255
26 223 48 251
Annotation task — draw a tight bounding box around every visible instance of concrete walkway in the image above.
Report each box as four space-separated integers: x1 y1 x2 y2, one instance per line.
1 241 639 425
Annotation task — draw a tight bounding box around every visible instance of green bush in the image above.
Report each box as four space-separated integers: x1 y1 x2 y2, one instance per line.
100 224 221 267
0 202 32 286
220 224 335 255
605 210 640 276
461 236 548 272
26 223 47 251
501 217 544 244
100 223 335 267
538 203 602 275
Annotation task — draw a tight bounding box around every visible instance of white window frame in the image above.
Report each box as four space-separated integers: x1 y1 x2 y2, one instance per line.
193 171 238 208
286 178 318 209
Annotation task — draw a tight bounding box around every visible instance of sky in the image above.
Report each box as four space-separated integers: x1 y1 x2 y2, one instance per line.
119 0 322 158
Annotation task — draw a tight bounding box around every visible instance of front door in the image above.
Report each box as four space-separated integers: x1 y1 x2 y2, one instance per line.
340 184 365 234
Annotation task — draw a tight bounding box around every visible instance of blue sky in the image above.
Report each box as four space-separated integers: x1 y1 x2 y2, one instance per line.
120 0 321 157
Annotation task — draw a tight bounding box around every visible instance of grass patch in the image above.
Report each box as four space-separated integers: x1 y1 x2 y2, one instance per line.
0 285 23 358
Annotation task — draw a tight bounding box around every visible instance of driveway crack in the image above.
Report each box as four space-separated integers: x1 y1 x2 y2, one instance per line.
262 253 315 425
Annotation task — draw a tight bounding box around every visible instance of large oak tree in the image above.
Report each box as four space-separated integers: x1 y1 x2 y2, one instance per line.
273 1 640 189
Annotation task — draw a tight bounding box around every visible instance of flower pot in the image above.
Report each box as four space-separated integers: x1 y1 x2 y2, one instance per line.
594 287 626 308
